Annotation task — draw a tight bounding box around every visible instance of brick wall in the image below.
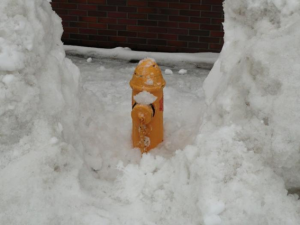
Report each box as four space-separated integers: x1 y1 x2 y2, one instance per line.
51 0 224 53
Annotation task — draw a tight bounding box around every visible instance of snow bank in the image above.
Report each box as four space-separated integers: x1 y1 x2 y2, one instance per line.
64 45 219 69
2 0 300 224
0 0 82 223
199 0 300 223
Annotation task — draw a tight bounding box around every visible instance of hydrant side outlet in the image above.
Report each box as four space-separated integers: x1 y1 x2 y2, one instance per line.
130 58 166 153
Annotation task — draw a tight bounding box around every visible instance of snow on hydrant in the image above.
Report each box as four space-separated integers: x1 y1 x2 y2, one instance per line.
130 58 166 153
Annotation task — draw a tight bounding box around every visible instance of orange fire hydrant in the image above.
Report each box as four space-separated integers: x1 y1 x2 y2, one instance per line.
130 58 166 153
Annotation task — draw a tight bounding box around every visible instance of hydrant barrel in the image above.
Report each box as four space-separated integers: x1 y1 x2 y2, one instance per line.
130 58 166 153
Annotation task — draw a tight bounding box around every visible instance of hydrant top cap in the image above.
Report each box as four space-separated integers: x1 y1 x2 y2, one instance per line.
130 58 166 91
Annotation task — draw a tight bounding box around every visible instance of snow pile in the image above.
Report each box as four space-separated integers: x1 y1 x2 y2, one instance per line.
199 0 300 223
2 0 300 224
205 0 300 189
0 0 82 224
134 91 157 105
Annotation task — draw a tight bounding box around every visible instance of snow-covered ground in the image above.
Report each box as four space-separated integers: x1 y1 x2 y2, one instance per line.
75 55 208 173
2 0 300 224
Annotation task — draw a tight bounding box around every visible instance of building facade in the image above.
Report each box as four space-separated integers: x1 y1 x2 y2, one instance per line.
52 0 224 53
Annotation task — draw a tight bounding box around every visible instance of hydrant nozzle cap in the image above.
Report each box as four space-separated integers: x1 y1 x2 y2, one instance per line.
130 58 166 92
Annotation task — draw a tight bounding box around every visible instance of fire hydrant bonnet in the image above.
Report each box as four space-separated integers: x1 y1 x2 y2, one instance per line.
130 58 166 92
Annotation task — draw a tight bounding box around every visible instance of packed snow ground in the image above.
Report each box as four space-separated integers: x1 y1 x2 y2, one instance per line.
75 55 208 174
2 0 300 224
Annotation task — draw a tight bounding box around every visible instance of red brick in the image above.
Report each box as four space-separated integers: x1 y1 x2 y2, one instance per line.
79 16 98 22
64 27 79 33
81 40 102 47
70 34 89 40
189 42 208 49
87 0 105 3
148 27 166 33
129 13 147 19
68 10 87 16
118 7 137 12
149 14 168 21
178 22 199 29
118 31 137 37
108 24 127 30
88 23 107 29
169 3 190 9
212 5 223 11
62 33 70 39
156 46 178 52
62 21 69 27
107 0 127 6
180 10 199 16
190 17 210 23
118 19 137 25
210 31 224 37
109 36 127 42
79 28 98 35
68 0 87 3
138 32 157 38
128 1 148 6
190 30 210 36
60 15 78 21
201 24 222 31
99 18 117 24
158 21 178 28
107 12 127 18
70 22 88 28
211 18 224 24
209 43 223 50
98 30 117 36
77 4 98 10
127 25 147 32
89 35 108 41
168 28 188 35
55 9 68 15
138 8 157 13
128 38 147 44
98 6 117 11
158 9 179 15
88 11 107 17
148 39 167 46
199 37 220 43
169 16 189 22
178 35 198 42
148 2 169 7
138 20 157 26
191 4 211 10
168 40 187 47
52 3 77 9
202 0 223 5
158 33 178 40
201 11 223 18
180 0 200 3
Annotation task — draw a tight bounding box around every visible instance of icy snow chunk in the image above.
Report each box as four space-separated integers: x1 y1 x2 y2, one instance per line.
204 215 222 225
87 57 92 63
50 137 58 145
145 78 153 85
138 57 156 66
178 69 187 75
2 75 15 85
208 201 225 215
97 66 105 71
165 69 173 75
134 91 157 104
